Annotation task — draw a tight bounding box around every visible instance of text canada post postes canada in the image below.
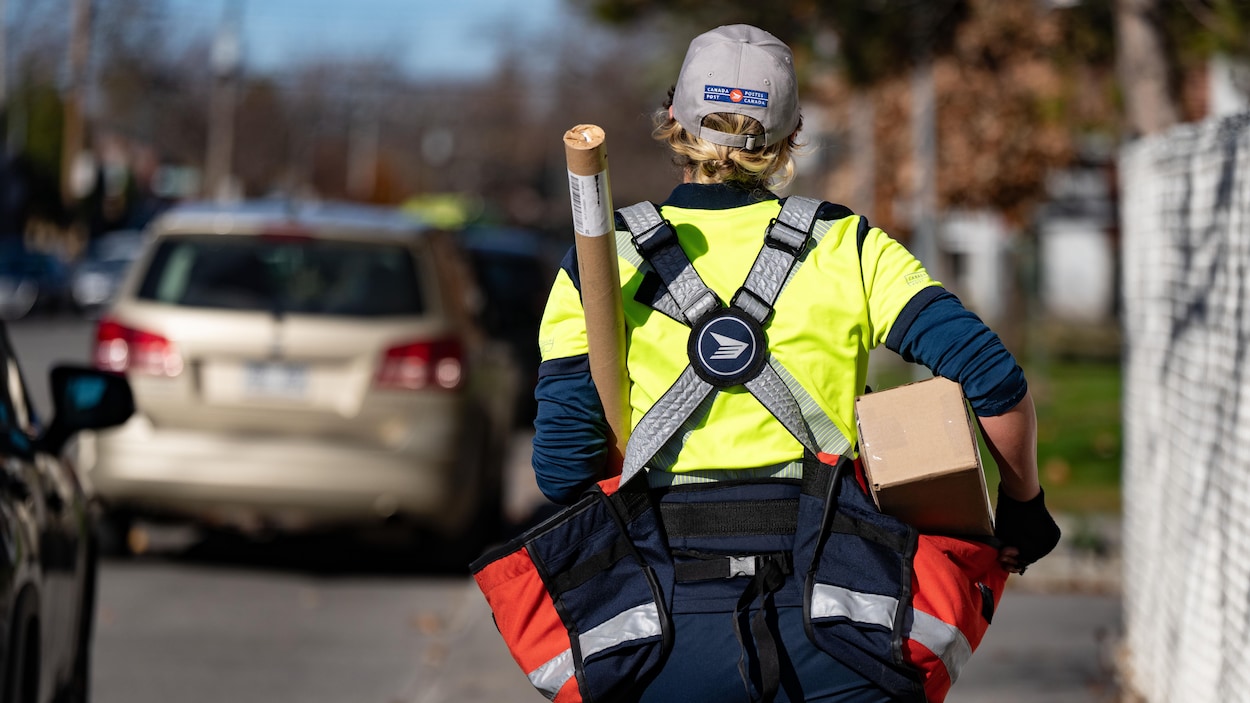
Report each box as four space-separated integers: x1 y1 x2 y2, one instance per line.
703 85 769 108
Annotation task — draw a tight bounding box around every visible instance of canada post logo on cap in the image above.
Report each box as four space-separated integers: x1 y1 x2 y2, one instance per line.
704 85 769 108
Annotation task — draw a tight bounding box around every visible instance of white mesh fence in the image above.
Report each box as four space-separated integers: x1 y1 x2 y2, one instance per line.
1120 112 1250 702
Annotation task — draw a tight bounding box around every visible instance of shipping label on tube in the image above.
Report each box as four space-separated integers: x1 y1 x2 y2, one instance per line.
568 170 613 237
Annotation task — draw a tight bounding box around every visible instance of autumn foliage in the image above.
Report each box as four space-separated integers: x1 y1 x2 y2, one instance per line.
815 0 1120 234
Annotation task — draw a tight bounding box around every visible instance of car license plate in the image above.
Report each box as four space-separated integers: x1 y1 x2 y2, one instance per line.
244 361 308 399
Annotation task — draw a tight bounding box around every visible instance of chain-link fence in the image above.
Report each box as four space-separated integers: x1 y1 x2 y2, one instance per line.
1120 112 1250 702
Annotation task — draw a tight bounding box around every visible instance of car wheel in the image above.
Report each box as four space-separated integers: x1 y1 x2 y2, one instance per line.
421 500 501 575
56 537 98 703
2 592 40 703
420 417 505 573
465 472 505 554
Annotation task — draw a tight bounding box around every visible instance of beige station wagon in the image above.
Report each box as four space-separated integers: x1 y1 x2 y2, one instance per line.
82 198 520 559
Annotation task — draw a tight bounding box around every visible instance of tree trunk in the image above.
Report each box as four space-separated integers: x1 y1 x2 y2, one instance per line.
1116 0 1180 136
848 89 876 218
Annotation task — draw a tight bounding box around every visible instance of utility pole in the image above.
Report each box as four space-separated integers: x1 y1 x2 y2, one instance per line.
61 0 92 207
206 0 243 201
909 3 939 276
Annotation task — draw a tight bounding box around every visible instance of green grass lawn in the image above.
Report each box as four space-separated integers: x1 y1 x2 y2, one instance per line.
1023 359 1122 514
867 356 1123 515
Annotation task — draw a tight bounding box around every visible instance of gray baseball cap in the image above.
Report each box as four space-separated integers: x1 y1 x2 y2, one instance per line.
671 24 798 150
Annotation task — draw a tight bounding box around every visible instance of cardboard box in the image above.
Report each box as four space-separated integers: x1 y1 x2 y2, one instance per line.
854 376 994 536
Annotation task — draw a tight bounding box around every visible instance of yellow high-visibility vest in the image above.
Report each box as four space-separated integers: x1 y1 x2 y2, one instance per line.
539 198 940 475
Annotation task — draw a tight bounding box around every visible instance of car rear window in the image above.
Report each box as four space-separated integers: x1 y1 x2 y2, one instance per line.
135 235 425 316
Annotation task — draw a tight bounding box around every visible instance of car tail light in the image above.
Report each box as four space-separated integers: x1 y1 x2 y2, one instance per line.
375 338 463 391
95 317 184 377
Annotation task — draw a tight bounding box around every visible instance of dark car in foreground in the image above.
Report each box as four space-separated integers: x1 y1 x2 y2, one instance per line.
0 322 135 702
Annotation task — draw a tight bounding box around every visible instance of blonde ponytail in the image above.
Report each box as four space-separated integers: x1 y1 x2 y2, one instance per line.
653 107 803 191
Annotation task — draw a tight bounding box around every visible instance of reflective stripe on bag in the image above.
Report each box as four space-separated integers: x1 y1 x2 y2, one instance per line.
810 583 899 627
808 584 975 694
527 602 666 698
473 546 573 699
799 455 1008 703
905 534 1007 702
471 476 672 703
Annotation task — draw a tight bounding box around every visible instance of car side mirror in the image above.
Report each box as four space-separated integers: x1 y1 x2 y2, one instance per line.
38 365 135 455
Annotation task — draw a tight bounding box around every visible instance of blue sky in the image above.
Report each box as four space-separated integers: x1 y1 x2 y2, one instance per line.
166 0 568 79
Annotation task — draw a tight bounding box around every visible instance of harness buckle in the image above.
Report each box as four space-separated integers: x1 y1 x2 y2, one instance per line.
671 551 795 582
681 290 722 326
731 286 774 325
631 219 677 257
765 218 810 257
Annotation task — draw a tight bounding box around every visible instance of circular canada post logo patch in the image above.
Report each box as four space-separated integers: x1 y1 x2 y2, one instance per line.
688 308 767 387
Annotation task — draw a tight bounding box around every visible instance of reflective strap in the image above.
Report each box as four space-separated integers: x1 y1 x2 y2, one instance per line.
615 227 645 269
527 648 574 700
908 609 974 685
810 583 899 629
776 197 822 241
647 459 805 487
645 389 718 473
580 601 665 659
619 202 720 324
732 196 823 324
743 360 821 455
809 585 975 687
616 200 837 332
767 358 851 456
525 602 665 700
618 201 664 246
621 366 716 483
777 216 834 294
615 229 687 323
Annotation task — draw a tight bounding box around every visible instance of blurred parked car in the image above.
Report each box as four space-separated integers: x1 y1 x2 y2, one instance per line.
0 242 72 321
70 230 146 318
459 226 561 426
0 321 135 702
85 199 520 562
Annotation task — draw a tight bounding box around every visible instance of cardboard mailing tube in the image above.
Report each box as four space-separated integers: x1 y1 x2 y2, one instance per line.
563 124 629 471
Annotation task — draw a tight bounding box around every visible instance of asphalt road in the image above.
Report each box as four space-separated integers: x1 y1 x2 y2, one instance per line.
7 315 1124 703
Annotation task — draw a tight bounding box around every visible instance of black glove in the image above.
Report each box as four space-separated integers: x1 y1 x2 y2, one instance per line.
994 486 1061 569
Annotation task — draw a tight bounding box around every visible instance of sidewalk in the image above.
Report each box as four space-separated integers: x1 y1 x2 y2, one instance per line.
954 512 1125 702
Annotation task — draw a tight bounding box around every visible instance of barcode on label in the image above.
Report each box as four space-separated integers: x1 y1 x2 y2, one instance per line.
567 170 613 237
